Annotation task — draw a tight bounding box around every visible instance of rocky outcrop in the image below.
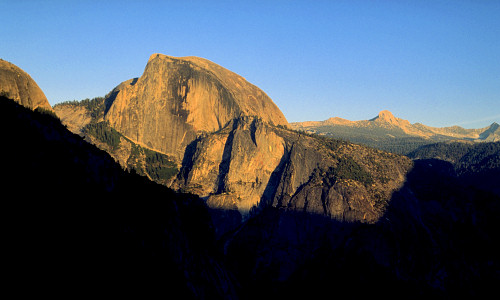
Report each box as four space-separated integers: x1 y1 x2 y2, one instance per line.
0 59 52 111
269 141 411 222
174 117 287 212
478 122 500 141
104 54 288 160
54 104 93 134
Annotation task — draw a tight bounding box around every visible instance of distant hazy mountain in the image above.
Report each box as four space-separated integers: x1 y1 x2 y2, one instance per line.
291 110 499 154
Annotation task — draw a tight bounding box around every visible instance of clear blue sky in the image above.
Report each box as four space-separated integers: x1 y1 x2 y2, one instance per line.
1 0 499 128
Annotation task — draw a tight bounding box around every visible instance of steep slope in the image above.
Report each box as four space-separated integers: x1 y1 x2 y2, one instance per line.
6 93 500 299
0 59 52 111
478 122 500 141
104 54 288 160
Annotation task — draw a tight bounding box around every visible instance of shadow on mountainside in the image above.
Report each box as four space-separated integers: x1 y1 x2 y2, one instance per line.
219 158 500 299
216 119 239 194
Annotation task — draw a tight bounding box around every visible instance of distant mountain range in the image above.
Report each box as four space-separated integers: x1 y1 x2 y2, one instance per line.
291 110 499 154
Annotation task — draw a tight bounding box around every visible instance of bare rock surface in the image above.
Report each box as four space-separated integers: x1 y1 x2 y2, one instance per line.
176 116 412 220
54 104 92 134
0 59 52 111
104 54 288 160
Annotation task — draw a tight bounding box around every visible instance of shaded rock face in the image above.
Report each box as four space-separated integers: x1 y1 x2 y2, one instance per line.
0 59 52 111
104 54 288 160
479 122 500 141
223 171 500 299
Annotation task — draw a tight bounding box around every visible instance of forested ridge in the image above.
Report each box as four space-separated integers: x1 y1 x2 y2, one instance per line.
408 141 500 196
409 141 500 166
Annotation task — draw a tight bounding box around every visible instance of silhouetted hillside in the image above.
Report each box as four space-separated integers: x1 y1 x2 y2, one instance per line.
222 158 500 299
1 97 236 298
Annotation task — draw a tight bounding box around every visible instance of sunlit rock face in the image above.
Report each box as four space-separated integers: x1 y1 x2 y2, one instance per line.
0 59 52 111
173 117 287 213
175 115 412 219
104 54 288 160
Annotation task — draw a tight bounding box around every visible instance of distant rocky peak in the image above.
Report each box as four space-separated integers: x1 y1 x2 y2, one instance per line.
372 110 398 124
479 122 500 141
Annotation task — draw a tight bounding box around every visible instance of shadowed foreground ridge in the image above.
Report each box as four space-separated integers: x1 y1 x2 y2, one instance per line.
1 97 236 298
225 159 499 299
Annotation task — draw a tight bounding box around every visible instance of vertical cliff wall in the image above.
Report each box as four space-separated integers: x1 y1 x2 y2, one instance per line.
104 54 288 160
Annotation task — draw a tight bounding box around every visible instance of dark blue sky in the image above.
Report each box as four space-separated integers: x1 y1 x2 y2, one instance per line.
2 0 499 128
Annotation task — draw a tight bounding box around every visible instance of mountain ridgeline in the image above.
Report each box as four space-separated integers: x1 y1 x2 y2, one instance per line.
4 56 499 298
292 110 500 155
